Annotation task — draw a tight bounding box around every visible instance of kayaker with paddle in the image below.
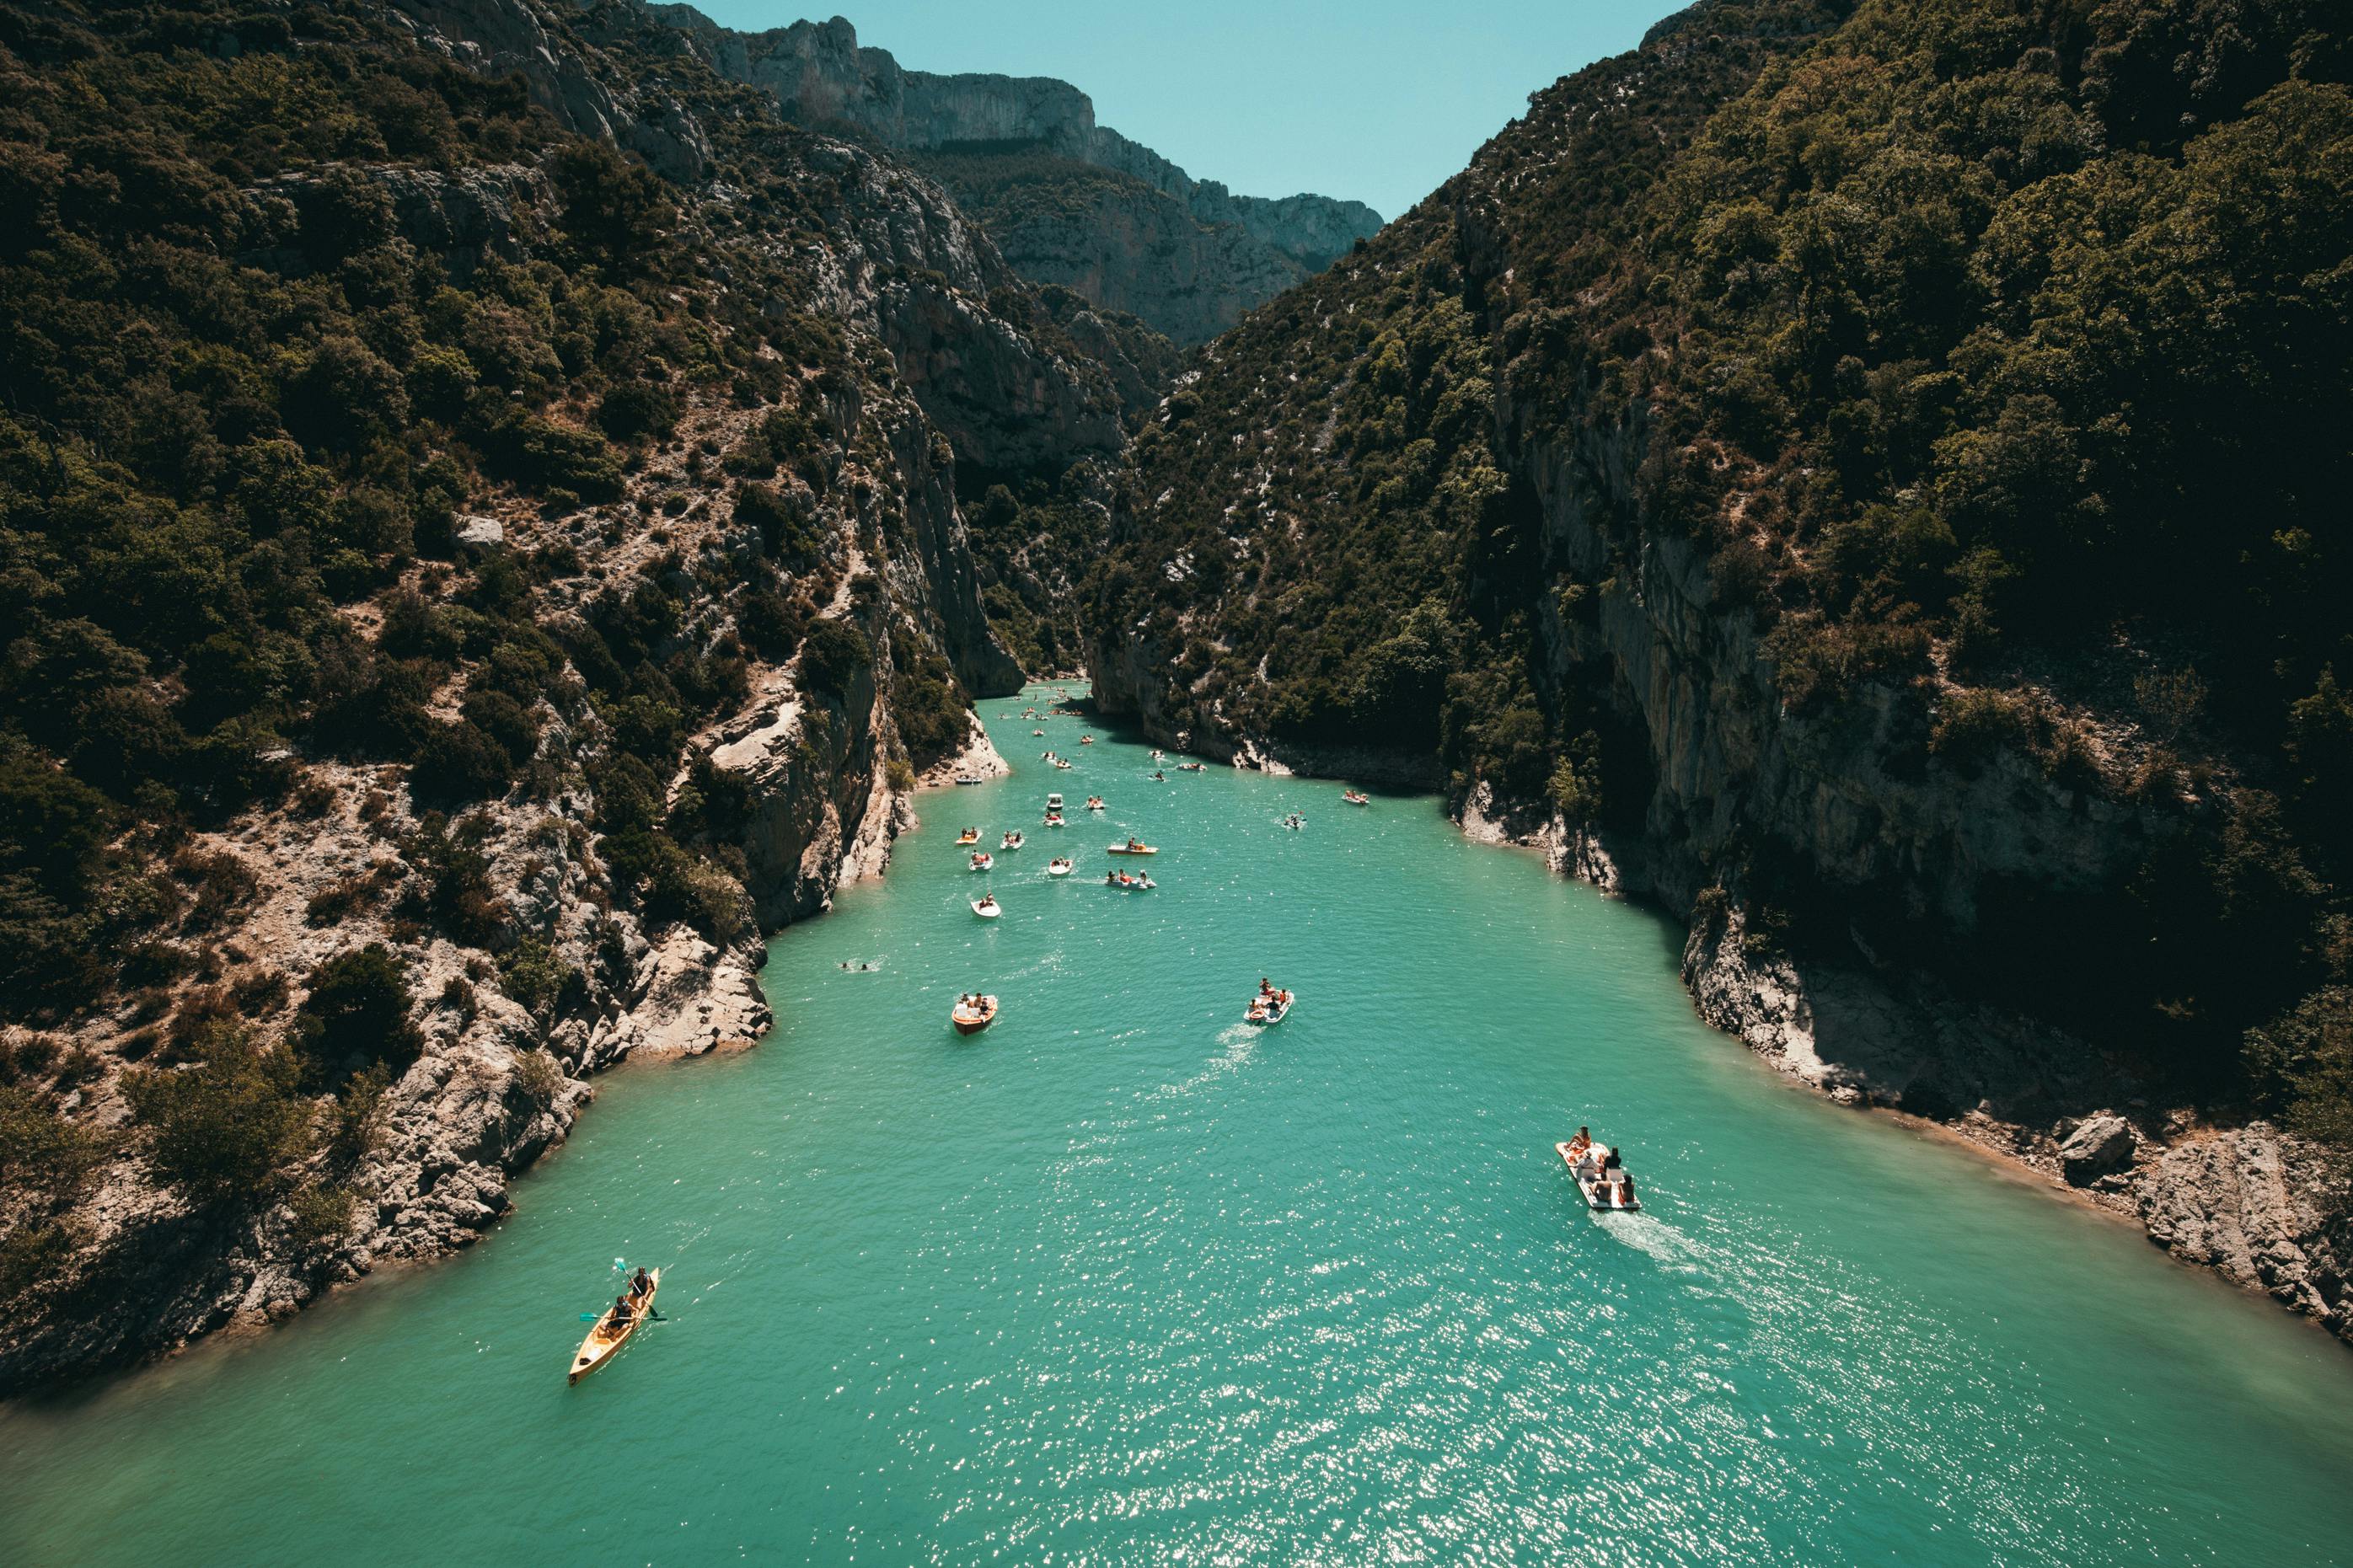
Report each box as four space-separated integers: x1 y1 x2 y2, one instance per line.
630 1266 652 1300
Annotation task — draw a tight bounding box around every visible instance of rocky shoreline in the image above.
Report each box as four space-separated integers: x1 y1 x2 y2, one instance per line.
1075 696 2352 1346
1672 890 2350 1342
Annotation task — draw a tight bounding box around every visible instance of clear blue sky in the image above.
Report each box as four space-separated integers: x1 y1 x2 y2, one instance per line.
686 1 1684 220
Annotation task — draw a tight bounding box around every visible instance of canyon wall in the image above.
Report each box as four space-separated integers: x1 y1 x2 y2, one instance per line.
650 9 1382 342
1082 0 2353 1341
0 0 1123 1391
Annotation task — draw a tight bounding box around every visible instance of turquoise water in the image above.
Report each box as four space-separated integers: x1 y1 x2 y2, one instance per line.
6 682 2353 1565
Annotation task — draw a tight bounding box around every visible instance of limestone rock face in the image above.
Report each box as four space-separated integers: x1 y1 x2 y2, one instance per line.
2139 1130 2350 1338
2059 1115 2138 1184
652 8 1382 343
392 0 1140 466
1512 407 2171 931
394 0 710 179
958 180 1309 346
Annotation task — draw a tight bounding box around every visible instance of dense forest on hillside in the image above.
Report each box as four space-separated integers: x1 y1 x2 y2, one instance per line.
0 0 891 1019
1091 1 1848 782
0 0 1098 1358
1090 0 2353 1133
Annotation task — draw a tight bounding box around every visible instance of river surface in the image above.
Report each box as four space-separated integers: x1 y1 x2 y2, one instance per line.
6 683 2353 1565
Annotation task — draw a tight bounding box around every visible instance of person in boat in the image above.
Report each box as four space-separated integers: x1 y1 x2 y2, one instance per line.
1617 1172 1637 1207
1566 1127 1591 1162
608 1294 635 1331
630 1266 651 1299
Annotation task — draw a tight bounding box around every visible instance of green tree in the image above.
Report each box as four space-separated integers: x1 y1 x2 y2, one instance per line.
122 1027 314 1207
294 945 424 1081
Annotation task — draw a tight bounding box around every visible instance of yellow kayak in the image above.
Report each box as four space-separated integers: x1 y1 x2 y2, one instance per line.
569 1268 659 1384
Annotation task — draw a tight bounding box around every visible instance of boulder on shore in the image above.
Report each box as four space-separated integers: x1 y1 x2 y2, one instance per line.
2059 1114 2137 1184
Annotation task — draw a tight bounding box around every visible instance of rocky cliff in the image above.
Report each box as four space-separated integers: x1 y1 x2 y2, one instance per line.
1084 0 2353 1342
649 9 1382 342
0 0 1127 1391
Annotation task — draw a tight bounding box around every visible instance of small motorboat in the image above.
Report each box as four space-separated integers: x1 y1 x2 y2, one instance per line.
1245 988 1293 1025
1032 729 1046 736
1177 762 1204 772
1000 831 1025 851
1342 790 1369 806
971 895 1001 918
1046 793 1064 811
1151 750 1164 760
1085 796 1105 811
1556 1140 1641 1212
1103 871 1155 891
953 775 982 787
1080 736 1094 745
570 1268 660 1384
1044 813 1065 827
969 852 994 872
951 994 998 1033
1054 759 1073 770
1047 858 1074 877
1283 814 1305 830
956 828 980 845
1107 840 1157 855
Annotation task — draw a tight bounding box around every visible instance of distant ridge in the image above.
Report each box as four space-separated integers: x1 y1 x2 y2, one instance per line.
651 9 1384 343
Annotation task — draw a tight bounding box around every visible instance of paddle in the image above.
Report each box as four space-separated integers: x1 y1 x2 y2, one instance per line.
578 1258 667 1322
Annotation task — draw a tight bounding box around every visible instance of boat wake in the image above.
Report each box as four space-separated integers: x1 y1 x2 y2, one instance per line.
1590 1211 1707 1276
1145 1024 1260 1102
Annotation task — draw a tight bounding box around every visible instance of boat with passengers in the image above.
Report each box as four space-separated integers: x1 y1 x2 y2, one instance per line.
1245 982 1293 1025
1555 1130 1640 1212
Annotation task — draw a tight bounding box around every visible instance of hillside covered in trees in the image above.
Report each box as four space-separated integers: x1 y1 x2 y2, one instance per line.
0 0 1134 1389
1087 0 2353 1244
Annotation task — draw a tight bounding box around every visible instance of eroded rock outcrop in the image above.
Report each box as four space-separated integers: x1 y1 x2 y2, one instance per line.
2140 1130 2350 1335
394 0 712 179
